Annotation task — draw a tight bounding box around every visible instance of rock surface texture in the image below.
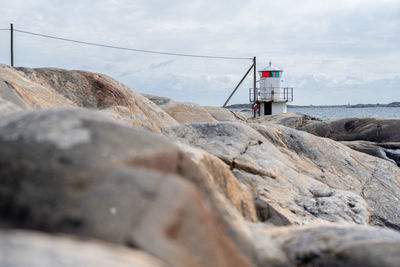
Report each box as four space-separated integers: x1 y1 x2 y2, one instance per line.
144 93 250 123
258 113 400 165
0 109 253 267
1 66 400 266
0 64 178 133
0 230 167 267
167 121 400 229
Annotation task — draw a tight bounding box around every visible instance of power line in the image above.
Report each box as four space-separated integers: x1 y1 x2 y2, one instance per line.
14 29 252 60
0 29 10 31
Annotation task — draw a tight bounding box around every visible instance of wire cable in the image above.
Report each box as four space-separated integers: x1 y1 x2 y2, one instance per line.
14 29 252 60
0 29 10 31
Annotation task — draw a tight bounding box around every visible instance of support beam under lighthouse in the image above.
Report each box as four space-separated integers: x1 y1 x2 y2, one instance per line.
253 56 256 118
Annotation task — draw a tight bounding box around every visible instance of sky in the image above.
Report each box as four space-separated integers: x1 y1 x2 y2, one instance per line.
0 0 399 106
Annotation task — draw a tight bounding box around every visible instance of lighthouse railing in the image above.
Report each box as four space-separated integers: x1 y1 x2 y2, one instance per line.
249 87 293 102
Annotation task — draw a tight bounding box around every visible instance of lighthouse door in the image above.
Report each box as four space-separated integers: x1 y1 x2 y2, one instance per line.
264 102 272 115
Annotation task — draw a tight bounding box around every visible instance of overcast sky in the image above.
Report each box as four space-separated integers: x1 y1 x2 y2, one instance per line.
1 0 399 106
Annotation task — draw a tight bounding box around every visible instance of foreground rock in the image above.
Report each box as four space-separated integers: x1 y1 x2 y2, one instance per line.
260 224 400 267
0 108 252 267
0 64 178 132
0 99 23 118
167 121 400 229
0 230 167 267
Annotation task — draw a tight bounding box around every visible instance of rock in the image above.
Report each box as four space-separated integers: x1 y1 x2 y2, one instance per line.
0 65 178 133
0 79 28 108
3 65 400 266
386 149 400 166
144 94 217 123
0 230 167 267
172 142 257 222
202 106 237 121
254 112 321 129
340 140 396 164
261 224 400 267
144 94 251 123
203 106 252 122
259 113 400 144
0 99 23 118
171 142 265 264
295 186 368 225
0 65 74 109
162 101 217 123
0 108 252 267
142 93 171 106
167 121 400 229
309 117 400 143
252 123 400 229
257 113 400 166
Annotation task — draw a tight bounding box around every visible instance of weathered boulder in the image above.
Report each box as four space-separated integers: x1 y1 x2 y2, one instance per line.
259 224 400 267
0 65 74 109
203 106 252 122
386 149 400 166
0 108 252 267
202 106 238 121
254 112 321 130
0 99 23 118
256 113 400 143
257 113 400 165
340 140 397 164
301 117 400 143
171 142 257 222
0 65 178 133
144 94 217 123
170 141 265 263
167 121 400 230
0 230 167 267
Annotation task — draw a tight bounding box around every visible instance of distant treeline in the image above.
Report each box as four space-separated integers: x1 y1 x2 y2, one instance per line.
226 102 400 109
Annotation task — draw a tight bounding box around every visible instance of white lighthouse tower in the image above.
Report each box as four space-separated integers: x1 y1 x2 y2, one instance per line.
250 62 293 116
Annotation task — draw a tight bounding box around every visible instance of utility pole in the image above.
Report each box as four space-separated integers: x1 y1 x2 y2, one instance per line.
253 56 256 117
10 23 14 67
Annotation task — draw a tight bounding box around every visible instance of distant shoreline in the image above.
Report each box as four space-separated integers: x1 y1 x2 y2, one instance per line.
226 102 400 109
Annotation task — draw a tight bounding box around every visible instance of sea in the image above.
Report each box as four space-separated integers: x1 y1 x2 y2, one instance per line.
287 107 400 120
232 107 400 120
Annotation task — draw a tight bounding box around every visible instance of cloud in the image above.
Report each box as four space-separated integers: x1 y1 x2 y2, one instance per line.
0 0 399 105
149 59 175 69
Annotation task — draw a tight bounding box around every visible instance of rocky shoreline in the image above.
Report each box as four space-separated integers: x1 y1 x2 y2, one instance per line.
1 64 400 266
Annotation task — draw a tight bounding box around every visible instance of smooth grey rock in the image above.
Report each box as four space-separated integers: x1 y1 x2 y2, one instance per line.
340 140 397 164
0 108 253 267
142 93 217 124
0 99 23 118
258 113 400 165
0 230 167 267
262 224 400 267
0 79 27 108
167 121 400 230
296 186 369 224
258 113 400 143
386 149 400 166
